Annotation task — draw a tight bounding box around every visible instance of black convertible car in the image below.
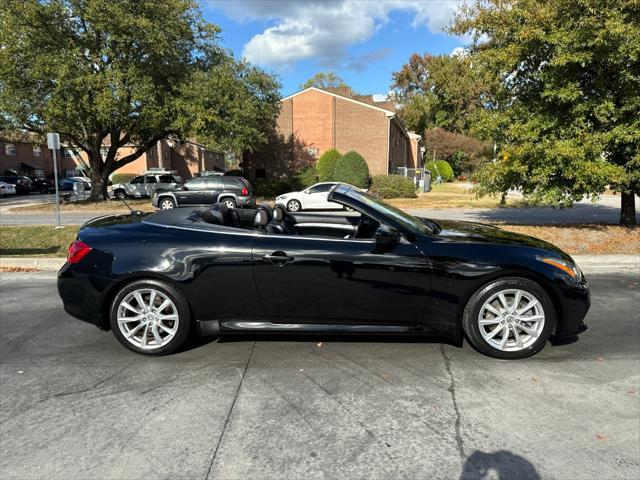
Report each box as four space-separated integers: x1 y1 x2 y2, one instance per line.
58 184 590 359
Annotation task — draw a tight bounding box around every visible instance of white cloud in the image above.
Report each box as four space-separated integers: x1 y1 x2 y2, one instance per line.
206 1 464 68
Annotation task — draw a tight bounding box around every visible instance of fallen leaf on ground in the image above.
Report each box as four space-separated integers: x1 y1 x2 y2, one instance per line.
596 434 608 442
532 377 540 383
316 342 322 348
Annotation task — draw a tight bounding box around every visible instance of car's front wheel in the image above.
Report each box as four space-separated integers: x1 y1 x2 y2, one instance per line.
114 189 127 200
287 199 301 212
159 197 176 209
462 277 555 359
110 280 191 355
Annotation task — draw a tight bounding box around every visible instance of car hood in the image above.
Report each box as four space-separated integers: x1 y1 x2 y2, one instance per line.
428 219 571 259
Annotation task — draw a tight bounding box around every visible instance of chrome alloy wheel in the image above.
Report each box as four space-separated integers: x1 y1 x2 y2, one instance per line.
478 289 545 352
116 288 180 350
160 199 175 209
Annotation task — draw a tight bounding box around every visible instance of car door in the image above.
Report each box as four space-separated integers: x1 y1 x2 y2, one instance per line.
144 175 157 197
303 183 334 210
176 178 206 205
127 175 145 197
252 232 431 325
202 177 222 204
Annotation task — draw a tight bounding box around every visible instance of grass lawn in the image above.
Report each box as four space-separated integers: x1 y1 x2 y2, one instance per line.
10 198 154 213
1 223 637 258
0 226 78 257
386 182 528 209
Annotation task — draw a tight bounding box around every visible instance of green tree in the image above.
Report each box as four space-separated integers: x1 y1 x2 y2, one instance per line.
316 148 341 182
391 53 498 135
333 151 370 188
452 0 639 225
300 72 347 90
0 0 279 200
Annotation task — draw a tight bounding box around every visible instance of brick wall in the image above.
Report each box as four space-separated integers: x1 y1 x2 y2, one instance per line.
334 97 390 175
291 89 334 156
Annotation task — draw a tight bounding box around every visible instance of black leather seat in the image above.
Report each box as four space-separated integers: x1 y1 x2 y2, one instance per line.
211 203 240 228
253 208 270 231
266 204 293 234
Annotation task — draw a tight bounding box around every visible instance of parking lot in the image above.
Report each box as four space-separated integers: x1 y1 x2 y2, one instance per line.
0 272 639 480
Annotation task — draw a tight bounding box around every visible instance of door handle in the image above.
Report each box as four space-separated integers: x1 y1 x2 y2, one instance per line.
262 252 294 264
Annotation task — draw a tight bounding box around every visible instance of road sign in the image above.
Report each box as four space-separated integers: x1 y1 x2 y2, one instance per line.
47 133 60 150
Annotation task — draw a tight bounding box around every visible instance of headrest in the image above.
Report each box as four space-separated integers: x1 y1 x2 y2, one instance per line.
211 203 231 216
255 204 273 222
272 204 286 221
200 209 224 225
254 209 269 227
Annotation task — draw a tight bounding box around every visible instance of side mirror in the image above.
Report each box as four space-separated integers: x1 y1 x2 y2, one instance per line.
374 225 400 253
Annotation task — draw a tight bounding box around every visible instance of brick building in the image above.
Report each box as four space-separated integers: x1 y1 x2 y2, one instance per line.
0 133 224 180
244 87 423 180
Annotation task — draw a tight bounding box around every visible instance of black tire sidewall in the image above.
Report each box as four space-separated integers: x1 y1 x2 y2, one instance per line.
115 190 126 199
462 277 555 359
110 279 191 355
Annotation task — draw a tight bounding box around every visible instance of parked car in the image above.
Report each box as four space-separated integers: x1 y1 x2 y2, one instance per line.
59 177 91 192
0 175 33 195
0 180 17 196
152 176 255 210
276 182 362 212
58 183 590 359
28 176 55 194
112 173 183 200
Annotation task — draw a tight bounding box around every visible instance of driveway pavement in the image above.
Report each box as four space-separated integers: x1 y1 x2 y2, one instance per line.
0 272 638 479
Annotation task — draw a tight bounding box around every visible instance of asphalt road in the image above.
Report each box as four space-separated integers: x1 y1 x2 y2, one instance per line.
0 273 639 480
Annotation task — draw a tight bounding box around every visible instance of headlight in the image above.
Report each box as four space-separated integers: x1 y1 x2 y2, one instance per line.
539 257 582 280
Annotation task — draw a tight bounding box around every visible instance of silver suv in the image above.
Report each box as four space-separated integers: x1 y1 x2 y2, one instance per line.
111 173 184 199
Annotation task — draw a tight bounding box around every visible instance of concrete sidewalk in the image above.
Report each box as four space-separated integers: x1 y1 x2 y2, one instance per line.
2 254 638 273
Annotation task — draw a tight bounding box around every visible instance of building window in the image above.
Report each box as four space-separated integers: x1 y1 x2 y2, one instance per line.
255 168 266 179
33 146 42 157
34 169 45 178
5 144 16 155
64 149 73 158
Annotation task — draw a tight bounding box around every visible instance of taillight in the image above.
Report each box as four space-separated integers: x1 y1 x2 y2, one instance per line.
241 186 248 196
67 240 92 264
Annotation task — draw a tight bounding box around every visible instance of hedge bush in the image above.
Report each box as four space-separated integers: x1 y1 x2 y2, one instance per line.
295 165 319 189
316 148 341 182
369 175 417 199
110 173 136 184
426 160 454 182
252 179 291 197
333 151 370 188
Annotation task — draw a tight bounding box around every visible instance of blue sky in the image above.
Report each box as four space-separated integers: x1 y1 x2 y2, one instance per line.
201 1 466 98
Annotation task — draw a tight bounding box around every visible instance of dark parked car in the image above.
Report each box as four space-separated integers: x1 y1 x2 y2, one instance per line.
0 175 33 194
58 184 590 359
152 176 255 210
28 176 55 194
59 177 91 192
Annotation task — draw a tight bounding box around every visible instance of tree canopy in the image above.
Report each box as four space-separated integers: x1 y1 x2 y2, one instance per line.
0 0 280 200
451 0 640 225
300 72 347 90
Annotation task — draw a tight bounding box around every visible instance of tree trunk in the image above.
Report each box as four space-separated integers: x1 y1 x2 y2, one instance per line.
87 155 109 201
620 191 637 226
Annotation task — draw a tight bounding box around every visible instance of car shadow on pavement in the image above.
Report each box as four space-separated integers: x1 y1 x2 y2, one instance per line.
461 450 540 480
217 333 455 345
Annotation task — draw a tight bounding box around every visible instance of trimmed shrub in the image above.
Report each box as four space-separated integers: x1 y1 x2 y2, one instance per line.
110 173 136 185
426 160 454 182
316 148 341 182
295 165 319 189
369 175 417 199
252 179 291 197
333 150 370 188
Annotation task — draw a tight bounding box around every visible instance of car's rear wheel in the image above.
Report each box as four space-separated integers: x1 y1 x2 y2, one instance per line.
221 197 236 208
159 197 176 209
110 280 191 355
462 277 555 359
114 189 127 200
287 199 301 212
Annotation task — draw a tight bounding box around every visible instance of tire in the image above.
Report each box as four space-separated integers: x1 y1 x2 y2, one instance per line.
220 197 237 208
462 277 555 359
287 199 301 212
110 279 191 355
114 189 127 200
159 197 176 210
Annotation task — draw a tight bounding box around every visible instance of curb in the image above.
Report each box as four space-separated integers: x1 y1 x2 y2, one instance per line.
1 255 638 273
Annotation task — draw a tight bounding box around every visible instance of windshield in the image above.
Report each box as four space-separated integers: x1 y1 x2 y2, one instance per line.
345 188 435 236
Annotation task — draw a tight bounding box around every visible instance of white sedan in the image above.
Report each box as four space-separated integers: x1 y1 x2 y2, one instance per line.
276 182 347 212
0 181 16 196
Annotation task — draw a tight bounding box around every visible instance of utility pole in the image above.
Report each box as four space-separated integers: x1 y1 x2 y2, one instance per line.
47 133 62 227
